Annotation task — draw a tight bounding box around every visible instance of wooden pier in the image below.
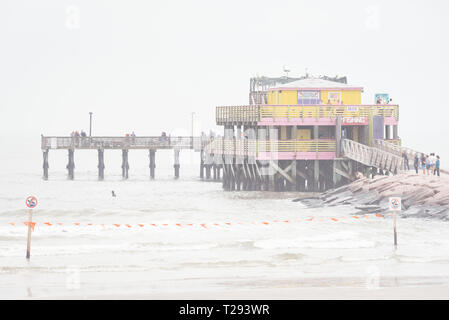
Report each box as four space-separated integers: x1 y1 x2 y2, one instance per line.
41 76 423 192
40 135 222 181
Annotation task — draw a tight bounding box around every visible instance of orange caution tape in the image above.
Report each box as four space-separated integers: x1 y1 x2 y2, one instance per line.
151 224 157 227
352 216 359 219
262 222 269 225
331 218 338 222
213 223 220 226
138 224 144 227
176 224 182 227
306 218 314 221
74 222 80 226
57 223 63 226
200 224 207 228
87 223 93 226
162 224 168 226
125 224 132 228
187 224 193 226
44 222 52 226
113 224 120 227
24 222 36 231
375 214 383 218
225 222 231 226
9 222 15 226
283 220 289 223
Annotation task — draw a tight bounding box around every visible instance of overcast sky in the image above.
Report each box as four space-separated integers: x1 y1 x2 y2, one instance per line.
1 0 449 162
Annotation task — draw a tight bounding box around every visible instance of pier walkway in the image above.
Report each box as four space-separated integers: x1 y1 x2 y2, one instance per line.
41 135 208 180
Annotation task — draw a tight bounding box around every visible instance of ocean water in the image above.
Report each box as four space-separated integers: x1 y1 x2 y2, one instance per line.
1 147 449 299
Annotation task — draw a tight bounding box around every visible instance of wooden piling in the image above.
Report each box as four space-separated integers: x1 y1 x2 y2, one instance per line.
122 149 129 179
42 149 49 180
98 149 105 180
174 149 180 179
149 149 156 179
200 150 204 179
67 149 75 180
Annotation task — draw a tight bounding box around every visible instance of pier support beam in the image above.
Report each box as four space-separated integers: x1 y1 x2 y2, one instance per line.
67 149 75 180
42 149 49 180
393 125 398 140
336 116 342 157
149 150 156 179
174 149 180 179
200 150 204 179
98 149 105 180
121 149 129 179
291 126 297 191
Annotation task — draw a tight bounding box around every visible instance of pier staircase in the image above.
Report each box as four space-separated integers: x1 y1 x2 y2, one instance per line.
341 139 404 174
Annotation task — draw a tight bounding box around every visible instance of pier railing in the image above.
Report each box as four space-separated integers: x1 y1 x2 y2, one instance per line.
204 138 336 156
216 104 399 124
342 139 403 173
41 136 205 151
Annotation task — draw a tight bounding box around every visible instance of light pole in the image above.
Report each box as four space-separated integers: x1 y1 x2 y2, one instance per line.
89 112 93 137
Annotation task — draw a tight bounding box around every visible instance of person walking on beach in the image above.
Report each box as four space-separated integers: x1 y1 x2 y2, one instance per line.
414 154 419 174
434 156 440 177
421 153 426 174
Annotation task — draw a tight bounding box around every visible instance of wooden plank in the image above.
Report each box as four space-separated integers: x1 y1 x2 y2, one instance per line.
270 161 294 184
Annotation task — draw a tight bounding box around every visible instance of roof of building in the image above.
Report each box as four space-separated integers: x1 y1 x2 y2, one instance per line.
269 77 363 91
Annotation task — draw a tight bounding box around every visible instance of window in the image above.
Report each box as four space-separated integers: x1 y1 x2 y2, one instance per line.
297 91 320 105
328 92 341 104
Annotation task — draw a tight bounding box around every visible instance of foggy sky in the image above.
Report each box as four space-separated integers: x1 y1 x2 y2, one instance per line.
1 0 449 162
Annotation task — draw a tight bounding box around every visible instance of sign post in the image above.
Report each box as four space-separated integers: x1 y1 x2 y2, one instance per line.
25 196 38 260
389 197 401 249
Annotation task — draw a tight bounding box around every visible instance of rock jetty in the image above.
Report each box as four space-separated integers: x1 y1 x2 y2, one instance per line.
295 173 449 220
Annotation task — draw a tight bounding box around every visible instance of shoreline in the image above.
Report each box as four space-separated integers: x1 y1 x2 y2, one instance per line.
31 285 449 300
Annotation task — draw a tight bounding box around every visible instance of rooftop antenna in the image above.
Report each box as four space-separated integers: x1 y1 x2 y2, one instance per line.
283 65 290 78
305 67 309 78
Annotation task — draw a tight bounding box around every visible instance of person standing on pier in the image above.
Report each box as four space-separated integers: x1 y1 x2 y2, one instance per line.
421 153 426 174
426 155 431 175
402 151 409 171
434 156 440 177
131 131 136 144
414 154 419 174
429 153 436 174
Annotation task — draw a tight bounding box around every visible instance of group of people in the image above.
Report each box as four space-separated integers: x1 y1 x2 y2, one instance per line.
404 151 441 176
70 130 88 146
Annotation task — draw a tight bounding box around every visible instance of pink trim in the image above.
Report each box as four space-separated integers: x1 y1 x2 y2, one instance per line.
268 87 364 91
259 104 398 107
341 117 369 125
384 117 398 125
258 118 336 126
257 152 336 160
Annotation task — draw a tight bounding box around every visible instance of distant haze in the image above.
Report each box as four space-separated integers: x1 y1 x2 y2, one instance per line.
1 0 448 166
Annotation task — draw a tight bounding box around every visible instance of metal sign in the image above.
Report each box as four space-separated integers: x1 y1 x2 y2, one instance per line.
25 196 38 209
389 197 401 211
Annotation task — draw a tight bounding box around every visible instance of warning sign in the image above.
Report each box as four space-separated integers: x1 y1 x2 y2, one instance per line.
389 197 401 211
25 196 38 209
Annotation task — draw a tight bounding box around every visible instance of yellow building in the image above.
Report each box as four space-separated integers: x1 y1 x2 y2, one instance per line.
266 77 363 105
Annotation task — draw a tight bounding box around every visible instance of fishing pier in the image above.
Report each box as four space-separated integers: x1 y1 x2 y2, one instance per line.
40 135 220 181
41 74 424 192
